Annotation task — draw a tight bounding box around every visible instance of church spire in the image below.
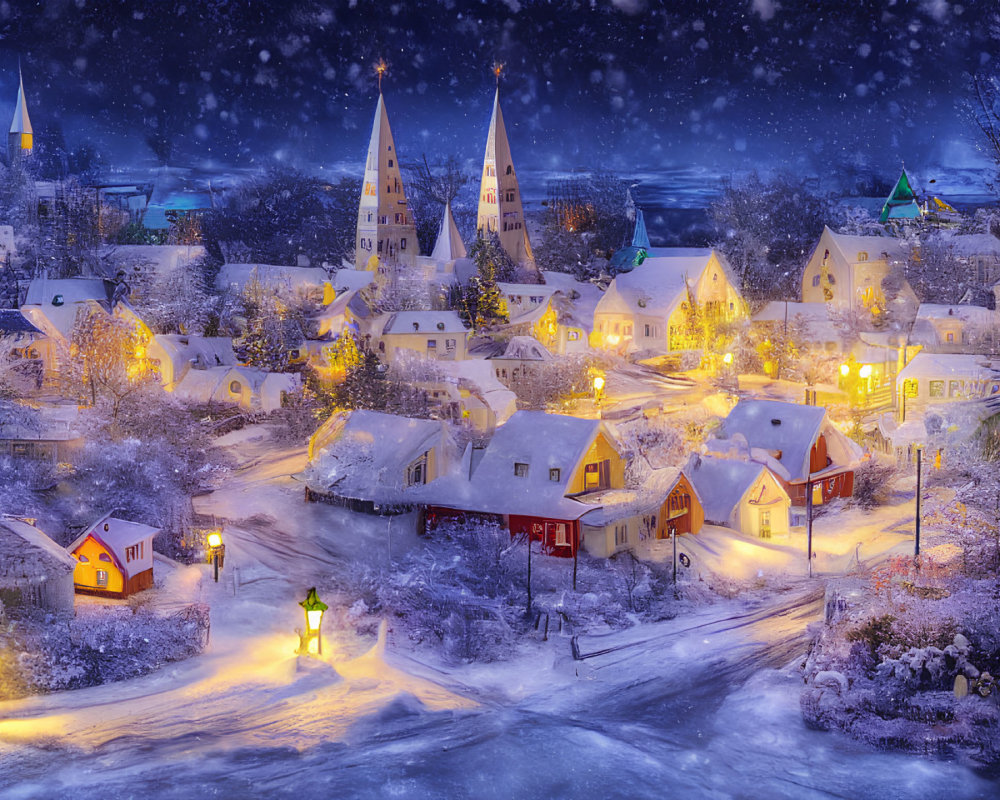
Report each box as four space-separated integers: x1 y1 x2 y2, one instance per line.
354 73 418 283
9 62 33 161
476 78 534 273
431 200 466 262
631 209 651 250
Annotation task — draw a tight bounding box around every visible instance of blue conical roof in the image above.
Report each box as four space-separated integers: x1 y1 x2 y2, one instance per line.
631 209 651 249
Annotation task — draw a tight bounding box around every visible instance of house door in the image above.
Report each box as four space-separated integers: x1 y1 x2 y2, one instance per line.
758 510 771 539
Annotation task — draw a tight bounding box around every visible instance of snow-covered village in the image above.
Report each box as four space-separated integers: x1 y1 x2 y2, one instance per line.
2 2 1000 798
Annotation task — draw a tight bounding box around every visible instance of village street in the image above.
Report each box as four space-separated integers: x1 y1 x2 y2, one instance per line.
1 427 992 799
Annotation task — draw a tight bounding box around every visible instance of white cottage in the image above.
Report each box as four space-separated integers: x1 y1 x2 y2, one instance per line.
592 248 742 354
686 454 791 539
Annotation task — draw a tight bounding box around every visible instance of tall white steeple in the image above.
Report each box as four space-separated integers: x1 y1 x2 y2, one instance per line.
354 62 418 283
9 63 33 162
476 66 534 270
431 200 466 262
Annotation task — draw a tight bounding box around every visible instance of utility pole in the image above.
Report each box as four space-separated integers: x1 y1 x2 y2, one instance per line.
806 477 814 578
915 446 923 561
572 530 578 591
672 524 678 585
526 530 532 613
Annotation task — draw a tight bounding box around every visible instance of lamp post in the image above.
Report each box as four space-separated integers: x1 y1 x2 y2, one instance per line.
592 373 605 407
298 587 328 656
915 446 923 561
206 530 225 583
806 476 814 578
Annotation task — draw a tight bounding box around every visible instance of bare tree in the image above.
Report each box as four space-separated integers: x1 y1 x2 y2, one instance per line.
969 72 1000 191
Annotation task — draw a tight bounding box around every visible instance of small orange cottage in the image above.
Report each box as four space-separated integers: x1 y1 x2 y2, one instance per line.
68 514 159 598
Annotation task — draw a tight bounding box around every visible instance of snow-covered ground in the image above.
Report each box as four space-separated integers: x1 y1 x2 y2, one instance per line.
2 423 995 797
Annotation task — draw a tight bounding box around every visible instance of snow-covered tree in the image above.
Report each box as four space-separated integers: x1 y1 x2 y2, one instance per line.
710 172 831 302
72 310 157 421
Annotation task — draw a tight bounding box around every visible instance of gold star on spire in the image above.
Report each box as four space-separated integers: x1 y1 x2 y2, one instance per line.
375 58 388 92
493 61 504 86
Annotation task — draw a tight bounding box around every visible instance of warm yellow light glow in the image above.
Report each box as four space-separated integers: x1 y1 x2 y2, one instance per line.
207 532 222 549
722 352 733 365
306 608 324 633
859 364 873 379
592 375 605 392
840 363 850 376
606 334 621 346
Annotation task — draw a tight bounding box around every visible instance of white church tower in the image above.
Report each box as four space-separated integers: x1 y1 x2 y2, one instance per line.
354 62 418 284
476 66 534 271
8 64 33 163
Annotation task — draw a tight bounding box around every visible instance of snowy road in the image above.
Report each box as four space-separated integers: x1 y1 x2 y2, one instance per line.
1 437 996 798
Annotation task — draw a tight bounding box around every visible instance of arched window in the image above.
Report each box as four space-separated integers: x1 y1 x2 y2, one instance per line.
857 252 868 262
506 165 512 175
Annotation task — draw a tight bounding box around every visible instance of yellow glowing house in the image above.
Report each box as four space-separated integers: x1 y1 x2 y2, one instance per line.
68 513 159 598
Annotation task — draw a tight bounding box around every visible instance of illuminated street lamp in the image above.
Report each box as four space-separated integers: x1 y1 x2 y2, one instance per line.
592 373 606 404
298 587 328 656
722 352 734 366
206 530 225 583
839 363 850 377
858 364 873 379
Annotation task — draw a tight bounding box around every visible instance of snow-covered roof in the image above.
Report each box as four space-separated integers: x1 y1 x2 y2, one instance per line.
306 411 448 503
600 252 713 319
897 352 1000 382
719 399 860 483
100 245 207 276
68 513 159 570
464 411 612 519
0 517 75 571
216 263 330 295
0 404 82 442
541 270 602 333
153 334 236 373
436 359 517 424
489 336 553 362
330 268 376 294
825 227 907 262
578 467 689 527
380 311 469 336
914 304 996 326
752 301 841 344
431 201 467 262
0 309 42 335
21 277 120 340
686 454 767 525
173 366 231 403
928 232 1000 257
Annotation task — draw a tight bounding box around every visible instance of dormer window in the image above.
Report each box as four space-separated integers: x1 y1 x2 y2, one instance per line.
514 462 529 477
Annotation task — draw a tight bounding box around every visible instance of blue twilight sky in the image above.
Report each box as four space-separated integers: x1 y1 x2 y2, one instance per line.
0 0 996 185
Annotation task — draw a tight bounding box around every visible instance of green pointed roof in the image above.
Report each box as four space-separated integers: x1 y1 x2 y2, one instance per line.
879 169 921 223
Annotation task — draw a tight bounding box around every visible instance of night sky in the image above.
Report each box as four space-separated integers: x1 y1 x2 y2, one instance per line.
0 1 997 184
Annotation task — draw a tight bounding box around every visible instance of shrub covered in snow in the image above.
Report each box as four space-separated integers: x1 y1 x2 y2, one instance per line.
801 569 1000 765
326 517 685 665
0 603 210 698
850 460 897 509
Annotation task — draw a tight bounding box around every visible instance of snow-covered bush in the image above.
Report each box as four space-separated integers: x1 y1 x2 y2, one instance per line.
851 460 897 509
1 604 209 698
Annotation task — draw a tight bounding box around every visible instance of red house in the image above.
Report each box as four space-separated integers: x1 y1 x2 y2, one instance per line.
423 411 627 558
712 399 862 507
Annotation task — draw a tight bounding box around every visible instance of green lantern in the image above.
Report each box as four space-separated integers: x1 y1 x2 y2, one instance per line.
298 587 329 656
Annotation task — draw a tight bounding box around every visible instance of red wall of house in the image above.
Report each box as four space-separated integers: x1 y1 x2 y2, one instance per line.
785 469 854 506
508 515 579 558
